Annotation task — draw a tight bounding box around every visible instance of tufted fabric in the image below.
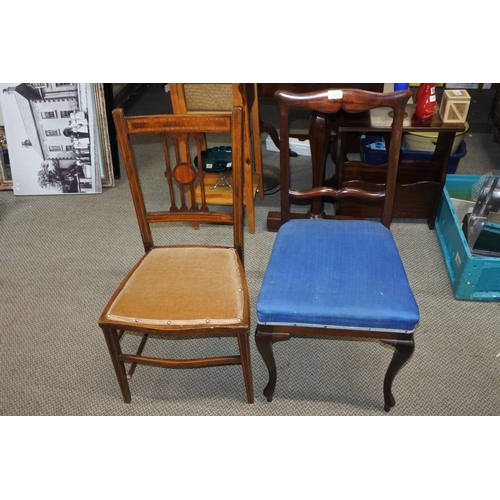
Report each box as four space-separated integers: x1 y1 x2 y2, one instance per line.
257 219 420 333
105 247 245 327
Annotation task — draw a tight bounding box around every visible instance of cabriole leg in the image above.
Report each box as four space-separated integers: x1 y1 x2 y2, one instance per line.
255 328 289 402
382 338 415 412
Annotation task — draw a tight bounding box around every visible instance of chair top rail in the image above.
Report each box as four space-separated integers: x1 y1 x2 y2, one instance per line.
275 88 411 116
123 112 234 135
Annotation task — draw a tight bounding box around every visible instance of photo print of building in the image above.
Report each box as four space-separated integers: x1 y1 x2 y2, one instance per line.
0 83 102 195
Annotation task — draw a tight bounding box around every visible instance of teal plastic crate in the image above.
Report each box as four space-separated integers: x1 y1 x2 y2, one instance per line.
435 174 500 301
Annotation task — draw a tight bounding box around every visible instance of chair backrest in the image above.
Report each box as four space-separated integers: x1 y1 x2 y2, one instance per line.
275 88 412 228
112 107 245 259
169 83 259 170
170 84 236 112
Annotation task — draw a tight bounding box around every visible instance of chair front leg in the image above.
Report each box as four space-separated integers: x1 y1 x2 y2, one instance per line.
237 331 255 404
103 327 132 403
381 338 415 412
255 328 290 402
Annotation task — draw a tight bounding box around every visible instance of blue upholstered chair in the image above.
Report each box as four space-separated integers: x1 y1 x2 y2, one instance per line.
255 88 418 411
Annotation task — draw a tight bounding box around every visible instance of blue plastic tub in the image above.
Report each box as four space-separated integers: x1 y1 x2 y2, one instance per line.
362 136 467 174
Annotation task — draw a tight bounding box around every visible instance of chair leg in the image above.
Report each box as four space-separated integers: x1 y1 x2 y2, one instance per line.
381 338 415 412
255 328 290 402
250 99 264 201
243 157 256 234
103 327 132 403
237 331 254 404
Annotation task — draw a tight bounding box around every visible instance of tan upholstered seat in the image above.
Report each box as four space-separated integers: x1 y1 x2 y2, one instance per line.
104 247 244 328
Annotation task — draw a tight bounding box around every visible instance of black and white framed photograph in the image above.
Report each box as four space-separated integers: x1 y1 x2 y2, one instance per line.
0 83 113 195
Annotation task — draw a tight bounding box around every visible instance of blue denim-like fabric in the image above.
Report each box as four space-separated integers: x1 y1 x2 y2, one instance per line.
257 219 420 332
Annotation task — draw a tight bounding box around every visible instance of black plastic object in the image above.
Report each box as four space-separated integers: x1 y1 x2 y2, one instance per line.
194 146 232 173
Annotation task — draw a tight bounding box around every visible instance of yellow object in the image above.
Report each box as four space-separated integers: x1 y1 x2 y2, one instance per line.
403 122 469 154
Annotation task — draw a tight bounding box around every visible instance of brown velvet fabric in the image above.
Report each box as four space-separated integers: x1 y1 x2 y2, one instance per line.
106 247 244 326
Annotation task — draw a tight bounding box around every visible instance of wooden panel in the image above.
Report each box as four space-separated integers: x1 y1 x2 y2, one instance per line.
336 160 443 219
488 86 500 144
337 182 442 219
195 173 260 206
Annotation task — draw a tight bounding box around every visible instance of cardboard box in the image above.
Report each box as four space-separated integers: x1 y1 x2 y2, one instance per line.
266 135 311 156
439 89 471 123
445 84 493 90
445 83 479 89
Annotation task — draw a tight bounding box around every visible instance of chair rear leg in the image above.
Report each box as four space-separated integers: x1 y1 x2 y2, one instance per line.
103 327 132 403
381 338 415 412
237 331 254 403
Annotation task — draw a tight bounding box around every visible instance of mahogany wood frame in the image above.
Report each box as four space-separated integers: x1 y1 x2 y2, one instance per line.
255 89 415 411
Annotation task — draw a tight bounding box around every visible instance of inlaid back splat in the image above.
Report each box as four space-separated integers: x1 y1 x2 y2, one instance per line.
161 132 209 213
113 110 244 256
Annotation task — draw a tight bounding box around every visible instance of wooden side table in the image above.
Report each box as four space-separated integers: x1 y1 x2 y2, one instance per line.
335 105 465 228
267 104 465 231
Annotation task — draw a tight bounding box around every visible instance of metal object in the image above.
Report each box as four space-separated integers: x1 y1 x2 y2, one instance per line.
211 173 232 190
465 176 500 251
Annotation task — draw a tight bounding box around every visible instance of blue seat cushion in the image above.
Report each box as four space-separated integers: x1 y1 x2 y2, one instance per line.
257 219 419 333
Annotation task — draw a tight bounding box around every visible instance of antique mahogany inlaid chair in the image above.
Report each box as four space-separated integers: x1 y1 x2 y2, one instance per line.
255 88 419 411
169 83 263 234
99 107 253 403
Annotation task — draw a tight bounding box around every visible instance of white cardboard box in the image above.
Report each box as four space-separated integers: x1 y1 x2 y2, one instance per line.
445 83 492 90
266 135 311 156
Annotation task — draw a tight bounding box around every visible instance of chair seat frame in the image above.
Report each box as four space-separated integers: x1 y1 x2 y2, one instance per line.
256 323 414 411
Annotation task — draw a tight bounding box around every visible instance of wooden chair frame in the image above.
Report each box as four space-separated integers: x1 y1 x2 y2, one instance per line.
169 83 264 233
99 107 254 404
